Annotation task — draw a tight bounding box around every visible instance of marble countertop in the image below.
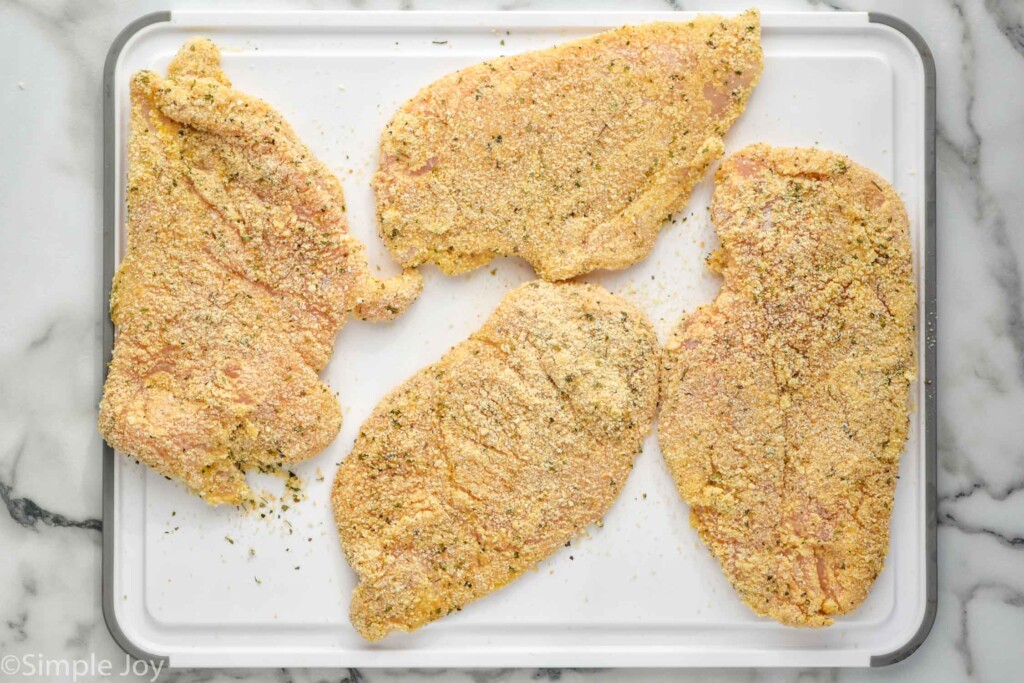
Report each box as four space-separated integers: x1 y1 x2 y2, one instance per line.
2 0 1023 681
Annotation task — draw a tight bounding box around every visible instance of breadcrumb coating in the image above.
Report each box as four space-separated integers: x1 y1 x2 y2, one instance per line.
98 39 422 506
374 10 763 281
658 145 916 626
333 281 659 640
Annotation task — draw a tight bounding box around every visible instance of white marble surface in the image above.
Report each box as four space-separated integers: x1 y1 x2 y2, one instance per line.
1 0 1022 680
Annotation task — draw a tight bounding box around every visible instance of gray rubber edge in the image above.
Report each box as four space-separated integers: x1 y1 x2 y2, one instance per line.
102 10 172 667
867 12 938 668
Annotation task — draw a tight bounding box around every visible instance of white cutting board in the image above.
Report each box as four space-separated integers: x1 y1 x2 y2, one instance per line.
102 10 935 668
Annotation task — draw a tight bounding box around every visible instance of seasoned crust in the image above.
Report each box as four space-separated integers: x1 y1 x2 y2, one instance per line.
98 39 421 505
333 281 659 640
374 10 763 281
658 144 916 626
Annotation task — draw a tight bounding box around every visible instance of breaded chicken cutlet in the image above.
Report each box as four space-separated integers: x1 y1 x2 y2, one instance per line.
374 10 763 281
658 145 916 626
99 39 422 505
333 281 659 640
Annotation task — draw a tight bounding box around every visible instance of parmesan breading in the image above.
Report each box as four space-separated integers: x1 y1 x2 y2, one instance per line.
333 281 659 640
658 145 916 626
98 39 422 506
374 10 763 281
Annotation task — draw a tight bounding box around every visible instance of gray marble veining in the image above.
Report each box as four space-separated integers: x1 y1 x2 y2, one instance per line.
1 0 1023 681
